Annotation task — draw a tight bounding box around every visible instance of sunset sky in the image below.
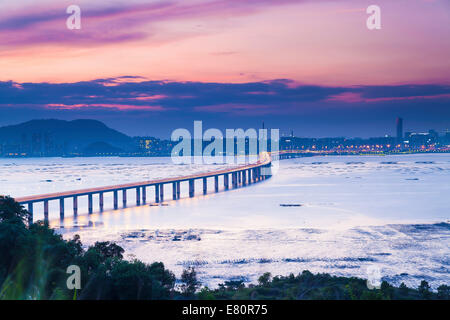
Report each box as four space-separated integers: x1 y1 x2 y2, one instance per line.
0 0 449 137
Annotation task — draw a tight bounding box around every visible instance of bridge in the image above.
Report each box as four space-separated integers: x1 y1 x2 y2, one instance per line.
16 152 282 224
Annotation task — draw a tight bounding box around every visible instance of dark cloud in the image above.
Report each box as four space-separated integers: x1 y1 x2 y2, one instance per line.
0 78 449 137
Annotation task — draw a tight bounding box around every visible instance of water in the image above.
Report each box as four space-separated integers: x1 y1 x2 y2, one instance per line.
1 154 449 289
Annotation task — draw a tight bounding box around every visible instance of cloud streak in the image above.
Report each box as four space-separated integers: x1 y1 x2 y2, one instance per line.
0 0 309 47
0 77 449 137
1 78 449 115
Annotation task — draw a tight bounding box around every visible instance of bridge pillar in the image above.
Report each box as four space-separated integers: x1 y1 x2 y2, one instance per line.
136 187 141 206
27 203 33 224
172 182 177 200
214 176 219 192
155 184 160 203
122 189 127 208
160 184 164 202
59 198 64 220
248 169 252 184
224 174 229 190
238 171 241 185
73 196 78 216
99 192 104 211
176 181 181 199
232 172 237 188
189 179 195 197
88 194 93 214
142 186 146 204
203 178 207 195
113 190 118 209
44 200 49 223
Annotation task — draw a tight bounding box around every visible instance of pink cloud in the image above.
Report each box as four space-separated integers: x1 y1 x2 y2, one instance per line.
194 103 278 115
327 92 450 103
45 103 165 111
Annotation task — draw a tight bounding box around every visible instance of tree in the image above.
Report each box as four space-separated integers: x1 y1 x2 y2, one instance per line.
437 285 449 300
258 272 272 287
90 241 124 261
224 280 245 291
380 281 393 299
399 282 408 296
0 196 31 225
197 287 216 300
418 280 431 299
180 267 200 297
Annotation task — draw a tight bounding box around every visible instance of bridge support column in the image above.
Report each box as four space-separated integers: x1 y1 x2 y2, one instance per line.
247 169 252 184
122 189 127 208
176 181 181 199
113 190 118 209
44 200 49 223
242 170 246 186
238 171 241 185
224 174 229 190
214 176 219 192
73 196 78 216
160 184 164 202
136 188 141 206
142 186 146 204
189 179 195 197
99 192 104 211
172 182 177 200
232 172 237 188
88 194 93 214
203 178 207 195
59 198 64 220
155 184 160 203
27 203 33 224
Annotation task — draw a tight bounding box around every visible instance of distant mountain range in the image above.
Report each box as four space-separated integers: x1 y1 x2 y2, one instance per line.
0 119 134 156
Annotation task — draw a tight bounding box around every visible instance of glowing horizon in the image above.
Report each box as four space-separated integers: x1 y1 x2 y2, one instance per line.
0 0 449 86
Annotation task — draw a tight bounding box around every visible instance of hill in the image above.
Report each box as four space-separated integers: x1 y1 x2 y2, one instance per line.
0 119 134 156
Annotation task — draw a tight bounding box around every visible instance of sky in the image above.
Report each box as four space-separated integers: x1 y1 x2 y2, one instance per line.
0 0 449 137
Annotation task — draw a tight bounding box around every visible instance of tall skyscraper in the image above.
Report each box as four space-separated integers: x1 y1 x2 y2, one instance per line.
396 117 403 142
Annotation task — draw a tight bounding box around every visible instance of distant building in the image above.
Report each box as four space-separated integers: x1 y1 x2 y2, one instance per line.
396 117 403 142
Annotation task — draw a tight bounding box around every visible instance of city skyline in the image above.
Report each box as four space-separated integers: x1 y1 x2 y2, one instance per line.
1 117 448 157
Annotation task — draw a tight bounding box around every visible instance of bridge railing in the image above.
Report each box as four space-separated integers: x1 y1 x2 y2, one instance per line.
15 154 273 224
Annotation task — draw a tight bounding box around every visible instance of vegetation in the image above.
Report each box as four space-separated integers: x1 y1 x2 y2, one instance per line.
197 271 450 300
0 196 448 300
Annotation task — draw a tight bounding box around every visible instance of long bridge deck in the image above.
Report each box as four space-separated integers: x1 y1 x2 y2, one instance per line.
16 153 277 223
16 156 271 203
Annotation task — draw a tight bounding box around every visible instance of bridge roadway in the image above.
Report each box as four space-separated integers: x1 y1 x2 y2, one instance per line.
16 153 277 224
